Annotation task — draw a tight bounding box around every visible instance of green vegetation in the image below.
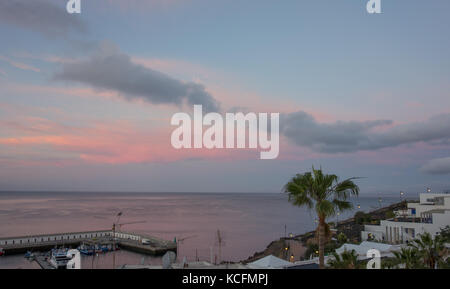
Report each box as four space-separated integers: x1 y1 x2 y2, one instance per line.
328 228 449 269
385 230 448 269
327 249 362 269
337 232 348 244
440 226 450 242
304 241 340 260
409 232 446 269
284 168 359 268
385 210 395 219
392 248 424 269
354 211 371 225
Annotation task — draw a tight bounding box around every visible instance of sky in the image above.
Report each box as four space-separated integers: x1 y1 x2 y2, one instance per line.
0 0 450 194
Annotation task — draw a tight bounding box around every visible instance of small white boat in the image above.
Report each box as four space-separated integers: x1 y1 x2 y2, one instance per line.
49 249 71 269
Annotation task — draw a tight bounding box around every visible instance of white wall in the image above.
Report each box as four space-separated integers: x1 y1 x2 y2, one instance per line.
0 231 111 246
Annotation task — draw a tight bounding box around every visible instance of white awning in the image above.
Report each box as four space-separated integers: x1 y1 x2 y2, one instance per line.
248 255 293 269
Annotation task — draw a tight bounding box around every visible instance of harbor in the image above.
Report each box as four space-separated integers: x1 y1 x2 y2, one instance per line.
0 230 177 262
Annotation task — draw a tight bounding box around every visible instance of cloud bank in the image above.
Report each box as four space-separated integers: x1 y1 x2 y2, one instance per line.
420 157 450 175
282 111 450 153
54 48 220 112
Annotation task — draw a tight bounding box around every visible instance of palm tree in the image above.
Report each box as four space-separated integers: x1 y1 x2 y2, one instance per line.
392 247 423 269
283 168 360 268
409 232 446 269
327 249 359 269
381 257 400 269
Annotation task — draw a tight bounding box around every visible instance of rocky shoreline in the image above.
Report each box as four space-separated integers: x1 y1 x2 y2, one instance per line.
242 200 409 263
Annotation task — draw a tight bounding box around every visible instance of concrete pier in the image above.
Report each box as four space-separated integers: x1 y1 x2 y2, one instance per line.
34 254 55 270
0 230 177 256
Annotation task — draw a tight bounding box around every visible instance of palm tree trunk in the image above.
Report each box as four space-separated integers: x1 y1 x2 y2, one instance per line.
430 258 435 269
318 217 326 269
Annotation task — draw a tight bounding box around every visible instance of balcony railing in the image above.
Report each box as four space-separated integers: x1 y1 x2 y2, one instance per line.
390 217 432 223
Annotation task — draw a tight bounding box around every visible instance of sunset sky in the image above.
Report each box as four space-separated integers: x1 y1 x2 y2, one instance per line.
0 0 450 194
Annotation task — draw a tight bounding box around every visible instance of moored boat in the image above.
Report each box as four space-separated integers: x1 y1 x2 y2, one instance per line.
49 248 71 269
24 251 35 259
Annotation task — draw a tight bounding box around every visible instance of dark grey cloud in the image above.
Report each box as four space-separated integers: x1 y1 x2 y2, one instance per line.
54 49 220 112
420 157 450 175
281 111 450 153
0 0 85 37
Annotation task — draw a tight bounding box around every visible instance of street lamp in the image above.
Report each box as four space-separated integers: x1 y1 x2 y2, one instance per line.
112 211 122 269
400 191 404 201
427 187 431 193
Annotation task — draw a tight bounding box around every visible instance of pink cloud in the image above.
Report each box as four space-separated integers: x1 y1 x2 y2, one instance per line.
0 55 40 73
0 114 262 166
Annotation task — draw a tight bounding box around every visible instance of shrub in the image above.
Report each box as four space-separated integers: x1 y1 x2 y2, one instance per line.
337 232 348 244
354 211 371 224
385 210 395 219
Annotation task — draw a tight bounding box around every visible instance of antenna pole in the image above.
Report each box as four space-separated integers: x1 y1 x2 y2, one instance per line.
112 223 116 269
217 230 222 264
210 246 213 264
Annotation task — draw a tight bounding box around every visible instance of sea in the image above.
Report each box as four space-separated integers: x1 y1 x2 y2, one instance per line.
0 191 413 269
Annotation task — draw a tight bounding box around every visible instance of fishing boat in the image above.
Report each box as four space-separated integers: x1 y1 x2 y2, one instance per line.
49 248 71 269
24 251 35 259
77 243 94 255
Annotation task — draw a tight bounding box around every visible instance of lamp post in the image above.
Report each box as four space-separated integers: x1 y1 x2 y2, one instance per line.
427 187 431 193
112 211 122 269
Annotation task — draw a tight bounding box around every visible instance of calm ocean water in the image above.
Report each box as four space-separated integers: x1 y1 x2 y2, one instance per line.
0 192 410 269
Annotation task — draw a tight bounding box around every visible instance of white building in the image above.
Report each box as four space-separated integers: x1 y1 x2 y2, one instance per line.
361 193 450 244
